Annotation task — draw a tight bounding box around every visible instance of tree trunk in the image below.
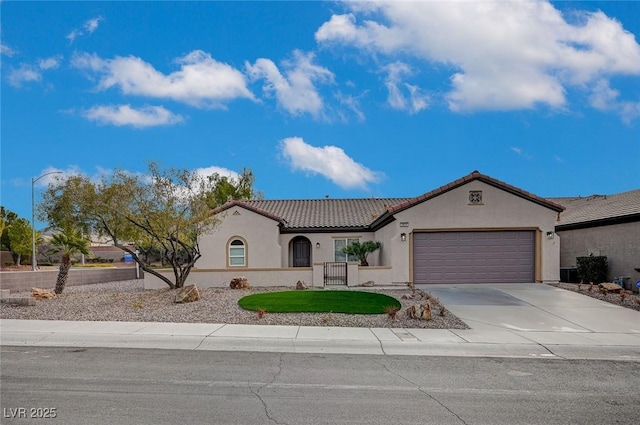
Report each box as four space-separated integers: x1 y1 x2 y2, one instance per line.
16 254 22 266
55 254 71 294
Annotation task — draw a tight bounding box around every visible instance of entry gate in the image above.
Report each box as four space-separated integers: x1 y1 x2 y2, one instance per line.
324 262 347 286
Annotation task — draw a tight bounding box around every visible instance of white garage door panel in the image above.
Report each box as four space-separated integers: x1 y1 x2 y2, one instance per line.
413 231 535 284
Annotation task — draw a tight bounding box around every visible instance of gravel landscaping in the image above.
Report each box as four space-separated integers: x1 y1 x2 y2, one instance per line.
547 282 640 312
0 280 469 329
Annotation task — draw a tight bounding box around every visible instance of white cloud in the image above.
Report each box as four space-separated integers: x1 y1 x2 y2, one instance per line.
590 79 640 123
316 1 640 113
82 104 185 128
6 55 63 87
33 166 84 187
510 147 532 160
67 16 103 42
279 137 382 190
194 166 239 181
7 64 41 87
245 50 334 117
72 50 255 108
334 91 366 122
1 42 15 56
38 55 62 70
84 16 103 34
383 62 428 113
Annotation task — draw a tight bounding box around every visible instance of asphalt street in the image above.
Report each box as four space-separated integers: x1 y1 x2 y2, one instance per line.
1 346 638 425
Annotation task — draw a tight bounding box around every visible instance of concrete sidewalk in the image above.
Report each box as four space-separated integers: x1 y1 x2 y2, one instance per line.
1 284 639 360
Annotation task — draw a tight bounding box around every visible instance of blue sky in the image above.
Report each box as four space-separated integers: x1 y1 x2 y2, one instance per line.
2 0 639 227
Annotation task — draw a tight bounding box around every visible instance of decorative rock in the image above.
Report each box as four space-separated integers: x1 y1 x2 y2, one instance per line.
406 305 418 319
296 280 308 290
32 288 56 299
599 283 622 293
229 277 250 289
419 303 433 321
175 285 200 303
361 281 374 287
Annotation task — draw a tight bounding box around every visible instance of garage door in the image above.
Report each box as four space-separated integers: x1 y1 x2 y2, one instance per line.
413 231 535 284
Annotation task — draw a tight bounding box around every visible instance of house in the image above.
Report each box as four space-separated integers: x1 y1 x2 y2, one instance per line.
144 171 564 289
552 189 640 290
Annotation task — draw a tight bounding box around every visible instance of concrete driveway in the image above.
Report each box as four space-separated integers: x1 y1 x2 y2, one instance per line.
418 283 640 347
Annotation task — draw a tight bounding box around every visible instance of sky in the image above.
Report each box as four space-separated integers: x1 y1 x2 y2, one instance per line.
1 0 639 228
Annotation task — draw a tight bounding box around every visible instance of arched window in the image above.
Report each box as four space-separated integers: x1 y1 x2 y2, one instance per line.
228 238 246 267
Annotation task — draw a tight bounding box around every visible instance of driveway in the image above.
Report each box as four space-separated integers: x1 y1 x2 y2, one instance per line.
417 283 640 346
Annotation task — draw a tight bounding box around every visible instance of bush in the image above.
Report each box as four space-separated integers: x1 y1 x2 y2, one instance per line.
576 254 608 284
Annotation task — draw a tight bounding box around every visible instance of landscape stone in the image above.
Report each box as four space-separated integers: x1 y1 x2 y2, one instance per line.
296 280 308 290
175 285 200 303
599 283 622 293
229 277 250 289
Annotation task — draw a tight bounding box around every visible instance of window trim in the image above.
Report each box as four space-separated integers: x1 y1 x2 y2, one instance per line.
333 237 360 262
227 236 247 268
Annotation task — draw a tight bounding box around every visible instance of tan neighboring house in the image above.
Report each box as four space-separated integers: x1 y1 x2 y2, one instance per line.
145 171 564 289
553 190 640 290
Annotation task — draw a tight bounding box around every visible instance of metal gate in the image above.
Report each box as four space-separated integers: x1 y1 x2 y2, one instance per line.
324 262 347 286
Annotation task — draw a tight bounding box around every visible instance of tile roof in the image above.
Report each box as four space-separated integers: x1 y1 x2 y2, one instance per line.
216 171 567 231
551 189 640 227
217 198 410 230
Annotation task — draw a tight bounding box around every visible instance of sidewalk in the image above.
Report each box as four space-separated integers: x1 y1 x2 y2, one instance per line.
2 284 639 361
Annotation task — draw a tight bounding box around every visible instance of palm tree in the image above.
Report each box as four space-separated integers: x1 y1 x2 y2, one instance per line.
48 228 90 294
342 241 382 266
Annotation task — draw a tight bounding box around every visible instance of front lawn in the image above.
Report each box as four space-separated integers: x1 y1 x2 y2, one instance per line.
238 290 401 314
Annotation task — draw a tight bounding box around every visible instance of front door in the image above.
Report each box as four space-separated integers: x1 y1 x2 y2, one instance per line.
292 238 311 267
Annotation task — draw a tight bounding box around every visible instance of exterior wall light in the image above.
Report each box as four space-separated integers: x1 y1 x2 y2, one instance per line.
400 233 407 242
316 242 320 249
546 231 554 240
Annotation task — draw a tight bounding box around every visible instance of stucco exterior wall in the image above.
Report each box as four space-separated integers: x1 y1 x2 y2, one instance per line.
557 221 640 284
279 232 378 267
379 181 560 283
144 268 315 289
199 207 282 269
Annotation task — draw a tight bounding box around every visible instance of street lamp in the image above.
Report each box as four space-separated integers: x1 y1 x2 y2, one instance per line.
32 171 62 271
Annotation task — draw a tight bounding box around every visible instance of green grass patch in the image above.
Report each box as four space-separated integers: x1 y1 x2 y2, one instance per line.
238 290 401 314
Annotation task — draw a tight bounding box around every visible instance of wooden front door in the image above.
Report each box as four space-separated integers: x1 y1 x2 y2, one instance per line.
293 238 311 267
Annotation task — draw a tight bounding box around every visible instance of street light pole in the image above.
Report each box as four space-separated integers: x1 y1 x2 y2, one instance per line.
31 171 62 271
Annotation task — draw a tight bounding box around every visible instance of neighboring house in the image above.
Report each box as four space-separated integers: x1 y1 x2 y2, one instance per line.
552 190 640 289
145 171 564 289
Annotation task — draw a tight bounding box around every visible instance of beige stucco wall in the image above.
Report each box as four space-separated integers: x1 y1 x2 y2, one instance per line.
144 268 314 289
557 221 640 285
199 207 282 269
375 181 560 283
279 232 379 267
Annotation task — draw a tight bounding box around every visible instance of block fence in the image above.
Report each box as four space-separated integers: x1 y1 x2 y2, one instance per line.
0 267 140 293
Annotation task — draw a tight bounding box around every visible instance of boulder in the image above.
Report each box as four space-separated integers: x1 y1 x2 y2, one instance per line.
361 281 374 287
229 276 250 289
296 280 308 290
419 304 433 321
175 285 200 303
598 282 622 293
31 288 56 299
406 305 418 319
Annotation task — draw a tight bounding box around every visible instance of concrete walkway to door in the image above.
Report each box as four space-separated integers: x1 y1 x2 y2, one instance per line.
420 283 640 353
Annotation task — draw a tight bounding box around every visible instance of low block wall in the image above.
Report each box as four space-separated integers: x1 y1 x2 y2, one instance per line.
0 267 140 293
144 268 315 289
144 265 395 289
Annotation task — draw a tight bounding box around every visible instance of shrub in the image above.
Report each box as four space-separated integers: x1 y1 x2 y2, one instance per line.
576 254 608 284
